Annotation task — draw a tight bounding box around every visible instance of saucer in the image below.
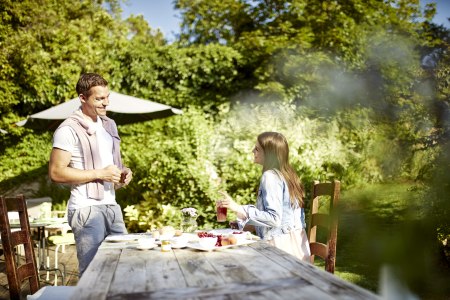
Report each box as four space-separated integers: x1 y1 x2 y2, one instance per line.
170 243 187 249
155 240 187 249
136 244 157 250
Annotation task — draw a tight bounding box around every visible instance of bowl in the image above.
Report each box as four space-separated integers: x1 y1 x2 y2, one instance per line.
159 226 175 240
198 236 218 249
151 230 160 240
170 235 188 248
138 237 156 248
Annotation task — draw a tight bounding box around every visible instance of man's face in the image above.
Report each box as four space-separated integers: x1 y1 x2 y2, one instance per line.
80 85 110 121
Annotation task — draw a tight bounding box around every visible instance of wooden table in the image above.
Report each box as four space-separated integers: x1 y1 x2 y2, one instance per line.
72 235 379 300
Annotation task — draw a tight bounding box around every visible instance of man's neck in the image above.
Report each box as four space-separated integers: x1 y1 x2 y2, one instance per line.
80 109 98 123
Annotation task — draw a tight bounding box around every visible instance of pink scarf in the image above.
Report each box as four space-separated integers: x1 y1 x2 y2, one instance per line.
57 110 123 200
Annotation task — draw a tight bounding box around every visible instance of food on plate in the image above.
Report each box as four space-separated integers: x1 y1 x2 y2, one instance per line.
198 231 220 246
197 231 240 247
227 234 237 245
174 229 183 237
220 234 237 246
221 237 231 246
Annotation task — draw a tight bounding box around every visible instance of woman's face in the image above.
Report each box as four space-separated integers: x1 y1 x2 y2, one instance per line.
252 141 265 165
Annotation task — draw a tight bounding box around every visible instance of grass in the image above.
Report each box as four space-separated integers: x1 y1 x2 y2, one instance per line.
319 182 450 299
335 183 412 292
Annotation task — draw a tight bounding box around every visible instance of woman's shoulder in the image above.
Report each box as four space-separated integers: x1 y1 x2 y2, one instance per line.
262 169 284 182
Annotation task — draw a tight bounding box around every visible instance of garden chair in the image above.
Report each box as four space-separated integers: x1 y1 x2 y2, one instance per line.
46 231 75 285
45 207 75 285
307 180 340 273
0 194 75 299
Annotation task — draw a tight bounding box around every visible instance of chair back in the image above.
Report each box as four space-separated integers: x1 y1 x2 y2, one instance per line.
307 180 340 273
0 194 40 299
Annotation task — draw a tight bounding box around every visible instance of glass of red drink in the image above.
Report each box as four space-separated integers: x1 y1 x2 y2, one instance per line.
216 200 227 222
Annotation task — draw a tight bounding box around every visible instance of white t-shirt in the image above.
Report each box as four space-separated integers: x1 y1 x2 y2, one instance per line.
52 118 117 210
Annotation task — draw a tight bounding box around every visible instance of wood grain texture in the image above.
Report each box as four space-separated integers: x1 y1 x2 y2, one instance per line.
74 249 120 300
0 195 40 299
307 180 340 273
71 238 379 300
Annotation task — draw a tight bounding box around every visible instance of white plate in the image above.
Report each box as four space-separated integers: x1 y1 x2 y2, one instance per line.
208 228 236 236
136 244 157 250
187 239 256 251
206 229 252 242
155 240 187 249
171 243 187 249
105 234 142 242
207 229 251 237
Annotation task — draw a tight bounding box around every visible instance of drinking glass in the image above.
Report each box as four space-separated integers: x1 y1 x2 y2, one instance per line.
216 200 227 222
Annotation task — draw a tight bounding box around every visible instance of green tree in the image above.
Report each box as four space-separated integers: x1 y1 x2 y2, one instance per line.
116 42 244 109
0 0 124 115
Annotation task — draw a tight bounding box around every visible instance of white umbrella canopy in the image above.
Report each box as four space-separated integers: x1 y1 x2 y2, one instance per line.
16 91 182 130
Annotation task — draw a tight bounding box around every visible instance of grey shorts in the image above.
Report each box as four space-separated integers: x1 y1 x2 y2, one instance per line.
68 204 127 276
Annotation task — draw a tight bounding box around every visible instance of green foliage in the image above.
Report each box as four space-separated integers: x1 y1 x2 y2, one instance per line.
0 131 52 190
116 43 244 108
0 0 124 115
116 107 226 231
427 141 450 268
0 1 448 293
117 102 412 231
339 182 450 297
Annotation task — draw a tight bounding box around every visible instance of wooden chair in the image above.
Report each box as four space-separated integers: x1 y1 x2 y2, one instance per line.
0 194 75 299
307 180 340 274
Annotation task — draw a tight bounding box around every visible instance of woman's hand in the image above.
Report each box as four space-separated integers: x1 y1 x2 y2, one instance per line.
219 191 247 219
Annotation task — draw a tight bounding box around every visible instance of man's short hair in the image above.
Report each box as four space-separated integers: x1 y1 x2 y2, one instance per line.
76 73 108 97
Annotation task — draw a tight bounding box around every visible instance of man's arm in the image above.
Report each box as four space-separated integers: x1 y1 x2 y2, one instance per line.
49 148 122 184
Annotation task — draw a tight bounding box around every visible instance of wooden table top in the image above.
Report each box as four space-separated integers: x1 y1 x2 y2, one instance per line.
71 234 379 300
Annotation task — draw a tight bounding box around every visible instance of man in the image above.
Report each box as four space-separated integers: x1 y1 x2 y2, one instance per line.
49 73 132 276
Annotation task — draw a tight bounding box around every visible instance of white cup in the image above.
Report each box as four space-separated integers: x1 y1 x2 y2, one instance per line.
171 235 188 248
138 237 155 248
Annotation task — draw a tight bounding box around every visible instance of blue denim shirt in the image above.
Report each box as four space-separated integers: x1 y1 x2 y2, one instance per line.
238 170 306 240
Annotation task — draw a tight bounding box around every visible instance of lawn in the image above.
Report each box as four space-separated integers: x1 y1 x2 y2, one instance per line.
324 183 450 299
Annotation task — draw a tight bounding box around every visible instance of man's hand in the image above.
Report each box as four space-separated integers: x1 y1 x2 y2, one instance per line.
120 167 133 185
100 165 122 183
115 167 133 189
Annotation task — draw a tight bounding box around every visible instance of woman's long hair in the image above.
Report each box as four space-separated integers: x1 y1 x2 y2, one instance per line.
258 132 305 207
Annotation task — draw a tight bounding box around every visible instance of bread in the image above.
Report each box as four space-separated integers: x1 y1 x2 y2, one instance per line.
228 234 237 245
221 237 231 246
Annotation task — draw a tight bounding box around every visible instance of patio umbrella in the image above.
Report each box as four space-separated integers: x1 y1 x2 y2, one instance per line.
16 91 182 130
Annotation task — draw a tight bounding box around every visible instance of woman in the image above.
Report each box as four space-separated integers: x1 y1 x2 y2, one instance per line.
220 132 311 261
